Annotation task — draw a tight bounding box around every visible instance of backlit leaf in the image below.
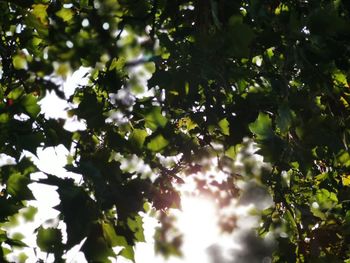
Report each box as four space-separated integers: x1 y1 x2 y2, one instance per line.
218 118 230 135
12 54 27 70
342 174 350 186
20 95 40 118
315 189 338 209
56 8 74 22
6 173 34 201
31 4 48 25
129 129 148 149
102 221 120 247
249 113 274 140
145 107 167 131
178 117 197 132
82 223 115 262
119 245 135 262
147 134 169 152
0 114 9 123
22 206 38 222
7 87 24 100
127 216 145 242
36 227 62 253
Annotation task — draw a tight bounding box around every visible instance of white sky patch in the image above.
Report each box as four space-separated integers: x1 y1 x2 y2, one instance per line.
39 92 68 119
63 67 90 97
175 196 219 263
0 153 16 167
39 66 90 131
25 146 80 182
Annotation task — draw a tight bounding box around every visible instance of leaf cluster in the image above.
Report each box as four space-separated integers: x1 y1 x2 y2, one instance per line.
1 0 350 262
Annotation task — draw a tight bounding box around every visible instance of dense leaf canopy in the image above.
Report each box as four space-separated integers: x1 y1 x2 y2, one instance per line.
1 0 350 262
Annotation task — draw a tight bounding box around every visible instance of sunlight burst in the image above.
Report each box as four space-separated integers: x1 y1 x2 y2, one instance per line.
175 195 219 263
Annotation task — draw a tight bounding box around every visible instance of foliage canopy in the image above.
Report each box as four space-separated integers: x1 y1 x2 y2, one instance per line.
1 0 350 262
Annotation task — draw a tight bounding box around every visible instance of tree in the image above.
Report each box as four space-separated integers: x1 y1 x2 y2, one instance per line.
1 0 350 261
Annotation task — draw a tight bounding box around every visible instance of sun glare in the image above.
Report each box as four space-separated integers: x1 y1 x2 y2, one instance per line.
175 195 219 263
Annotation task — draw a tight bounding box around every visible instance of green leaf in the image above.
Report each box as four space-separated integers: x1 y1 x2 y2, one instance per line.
77 92 105 127
178 117 197 132
109 57 125 71
0 114 9 123
143 202 151 212
82 223 115 262
0 198 24 220
127 216 145 242
315 189 338 209
56 8 74 22
17 253 28 263
310 188 338 220
119 245 135 262
337 151 350 167
249 113 274 140
80 0 89 8
129 129 148 149
145 107 167 131
12 54 28 70
41 175 98 248
102 221 120 247
225 145 240 160
55 63 71 78
22 206 38 222
0 232 6 243
20 95 40 118
11 232 24 241
147 134 169 152
6 173 34 201
144 62 156 74
333 70 348 86
342 174 350 186
5 237 27 248
131 83 145 95
24 13 48 38
276 104 293 134
36 227 62 253
7 87 24 100
17 132 45 154
1 246 11 257
31 4 48 25
218 118 230 135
